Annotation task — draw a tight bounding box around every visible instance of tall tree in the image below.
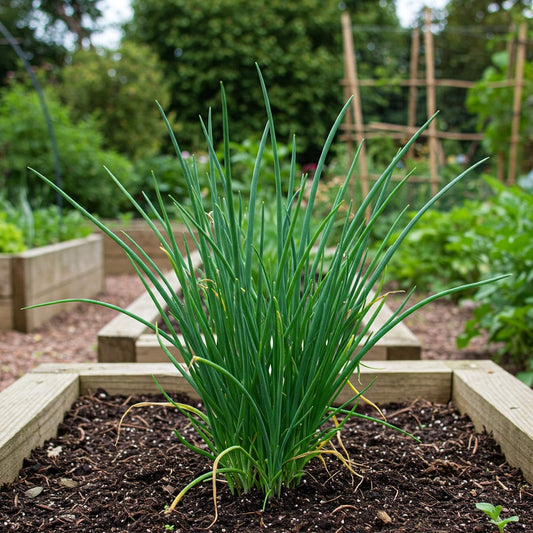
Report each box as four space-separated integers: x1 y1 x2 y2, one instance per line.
58 42 172 160
124 0 402 162
0 0 103 84
125 0 344 161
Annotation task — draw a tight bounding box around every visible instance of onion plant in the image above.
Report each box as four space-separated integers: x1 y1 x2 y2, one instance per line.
30 67 504 517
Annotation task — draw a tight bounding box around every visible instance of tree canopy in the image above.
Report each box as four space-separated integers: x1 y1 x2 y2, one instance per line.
124 0 402 162
58 42 172 160
0 0 103 84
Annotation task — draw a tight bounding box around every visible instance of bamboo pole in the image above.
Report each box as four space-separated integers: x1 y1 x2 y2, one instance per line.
424 8 439 196
407 27 420 160
507 23 526 185
366 122 484 141
341 12 369 205
340 78 513 89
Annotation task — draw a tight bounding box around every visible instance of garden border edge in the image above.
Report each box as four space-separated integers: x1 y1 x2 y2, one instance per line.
1 360 532 488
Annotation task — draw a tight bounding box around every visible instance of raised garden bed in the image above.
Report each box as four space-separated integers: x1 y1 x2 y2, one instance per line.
97 250 421 363
98 220 197 275
1 359 532 495
0 234 104 332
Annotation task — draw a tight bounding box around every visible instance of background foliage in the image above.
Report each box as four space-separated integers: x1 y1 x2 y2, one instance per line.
457 178 533 386
0 82 135 217
124 0 348 162
58 42 172 160
383 176 533 384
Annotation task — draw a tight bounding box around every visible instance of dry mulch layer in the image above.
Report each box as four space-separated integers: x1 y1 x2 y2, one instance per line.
1 390 532 532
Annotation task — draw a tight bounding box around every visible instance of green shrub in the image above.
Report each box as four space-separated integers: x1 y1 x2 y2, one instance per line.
0 82 136 217
457 177 533 385
125 0 344 161
0 215 26 253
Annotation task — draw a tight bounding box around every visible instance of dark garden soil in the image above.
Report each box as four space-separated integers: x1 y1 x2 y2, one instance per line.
1 390 532 532
1 276 530 531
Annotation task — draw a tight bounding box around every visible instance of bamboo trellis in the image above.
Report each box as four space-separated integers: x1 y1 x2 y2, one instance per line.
340 9 528 198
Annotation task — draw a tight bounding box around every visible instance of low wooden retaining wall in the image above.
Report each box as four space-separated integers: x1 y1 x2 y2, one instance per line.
98 220 197 275
0 234 104 332
97 250 421 363
1 360 532 488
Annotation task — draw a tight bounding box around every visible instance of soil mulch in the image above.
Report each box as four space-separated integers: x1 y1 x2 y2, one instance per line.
1 390 531 532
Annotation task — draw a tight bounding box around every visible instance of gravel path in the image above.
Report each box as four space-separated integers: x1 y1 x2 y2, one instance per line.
0 275 145 392
0 277 500 392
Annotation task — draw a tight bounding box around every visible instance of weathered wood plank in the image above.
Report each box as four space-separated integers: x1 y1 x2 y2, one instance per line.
0 300 12 330
32 360 452 404
97 335 137 363
7 235 104 332
136 334 393 363
363 289 421 360
449 360 533 485
97 269 181 362
32 362 199 398
136 334 181 362
336 360 451 404
0 256 12 298
19 235 102 290
0 372 79 485
97 250 203 362
0 257 13 330
14 268 104 331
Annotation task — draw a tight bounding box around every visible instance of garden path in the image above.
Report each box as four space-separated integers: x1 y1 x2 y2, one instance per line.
0 277 501 392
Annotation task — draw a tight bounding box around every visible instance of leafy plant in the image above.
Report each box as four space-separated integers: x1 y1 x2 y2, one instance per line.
1 191 91 249
374 171 533 384
458 177 533 385
0 214 26 253
30 69 503 520
476 502 519 532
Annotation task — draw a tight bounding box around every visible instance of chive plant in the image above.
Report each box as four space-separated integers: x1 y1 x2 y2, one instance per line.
31 67 504 515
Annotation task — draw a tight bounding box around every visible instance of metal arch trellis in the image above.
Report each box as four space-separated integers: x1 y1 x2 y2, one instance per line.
0 20 62 210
